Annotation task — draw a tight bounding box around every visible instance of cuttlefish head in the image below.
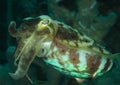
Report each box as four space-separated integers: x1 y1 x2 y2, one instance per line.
8 15 58 80
9 15 58 39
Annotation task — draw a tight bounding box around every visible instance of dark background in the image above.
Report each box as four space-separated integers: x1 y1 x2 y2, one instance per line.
0 0 120 85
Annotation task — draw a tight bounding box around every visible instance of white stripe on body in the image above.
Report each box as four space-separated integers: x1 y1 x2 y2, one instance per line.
93 57 107 77
77 50 88 71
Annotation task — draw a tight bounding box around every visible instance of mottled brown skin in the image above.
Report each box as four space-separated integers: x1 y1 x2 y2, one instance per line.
53 39 68 55
69 49 80 64
56 23 79 40
86 54 101 76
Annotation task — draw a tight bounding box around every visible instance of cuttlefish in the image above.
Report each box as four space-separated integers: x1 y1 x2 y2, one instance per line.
8 15 120 82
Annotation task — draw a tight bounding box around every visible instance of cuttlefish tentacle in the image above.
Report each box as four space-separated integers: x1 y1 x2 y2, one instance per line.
13 40 25 65
8 21 18 38
9 31 47 80
9 47 36 80
8 16 52 80
9 20 46 79
9 32 35 79
9 21 22 65
8 21 27 65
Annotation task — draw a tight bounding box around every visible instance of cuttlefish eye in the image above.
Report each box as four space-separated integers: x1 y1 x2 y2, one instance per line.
37 15 51 27
37 48 48 58
36 15 54 34
41 19 50 26
37 18 52 33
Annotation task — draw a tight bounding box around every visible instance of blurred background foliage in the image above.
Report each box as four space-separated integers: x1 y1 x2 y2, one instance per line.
0 0 120 85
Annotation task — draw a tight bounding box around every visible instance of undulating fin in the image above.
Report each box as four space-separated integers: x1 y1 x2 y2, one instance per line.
109 53 120 63
108 53 120 59
109 53 120 71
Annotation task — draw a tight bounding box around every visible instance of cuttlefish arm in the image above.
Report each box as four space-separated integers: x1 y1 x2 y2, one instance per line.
8 34 46 80
8 21 28 65
8 21 21 64
8 15 53 80
8 21 18 38
8 21 37 80
8 19 46 80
